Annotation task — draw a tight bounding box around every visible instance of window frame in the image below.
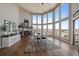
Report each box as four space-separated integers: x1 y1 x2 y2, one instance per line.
32 3 70 42
54 3 70 41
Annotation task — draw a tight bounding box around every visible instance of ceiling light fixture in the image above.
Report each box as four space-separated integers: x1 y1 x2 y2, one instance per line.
40 3 44 5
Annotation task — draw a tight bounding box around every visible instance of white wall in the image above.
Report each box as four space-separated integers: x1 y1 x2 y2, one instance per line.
0 3 19 30
0 3 32 30
0 4 32 48
18 6 32 27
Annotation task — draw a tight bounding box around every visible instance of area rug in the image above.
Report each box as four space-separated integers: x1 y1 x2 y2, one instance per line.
74 44 79 48
25 37 61 52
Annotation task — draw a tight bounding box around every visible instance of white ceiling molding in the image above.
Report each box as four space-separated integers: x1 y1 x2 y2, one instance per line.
18 3 57 14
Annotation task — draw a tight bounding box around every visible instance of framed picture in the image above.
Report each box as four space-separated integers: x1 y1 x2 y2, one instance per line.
24 19 29 23
4 20 9 27
4 20 16 32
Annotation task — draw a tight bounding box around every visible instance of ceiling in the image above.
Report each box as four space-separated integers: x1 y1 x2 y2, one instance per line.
18 3 57 14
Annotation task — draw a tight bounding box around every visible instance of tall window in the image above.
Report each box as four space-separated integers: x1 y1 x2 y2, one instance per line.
43 14 47 35
43 25 47 35
47 12 53 36
32 15 37 33
32 15 42 34
55 7 59 22
32 3 70 43
37 15 41 33
32 12 53 37
60 3 69 40
43 12 53 36
55 7 59 37
54 3 69 41
43 15 47 24
38 15 41 24
48 24 53 36
33 15 36 24
61 3 69 19
61 20 69 39
48 12 53 23
55 23 59 37
38 25 41 33
32 25 37 33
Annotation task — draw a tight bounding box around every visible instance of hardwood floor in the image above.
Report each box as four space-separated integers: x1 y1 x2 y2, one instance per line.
0 36 79 56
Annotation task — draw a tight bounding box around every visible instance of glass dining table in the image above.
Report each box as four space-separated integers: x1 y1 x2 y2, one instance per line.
25 33 47 52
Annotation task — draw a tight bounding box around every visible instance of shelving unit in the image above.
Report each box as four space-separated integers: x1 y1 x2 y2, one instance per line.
0 17 21 49
0 17 4 48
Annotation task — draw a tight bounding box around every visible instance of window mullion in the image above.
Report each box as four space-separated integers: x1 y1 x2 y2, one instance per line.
36 15 38 33
47 14 48 32
59 5 61 38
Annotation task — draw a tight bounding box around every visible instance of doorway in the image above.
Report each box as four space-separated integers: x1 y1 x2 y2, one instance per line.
73 17 79 48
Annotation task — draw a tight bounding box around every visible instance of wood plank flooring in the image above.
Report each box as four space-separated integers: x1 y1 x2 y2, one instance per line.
0 36 78 56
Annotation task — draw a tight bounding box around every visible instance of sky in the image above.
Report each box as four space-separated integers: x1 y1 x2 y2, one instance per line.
33 3 79 30
75 19 79 29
